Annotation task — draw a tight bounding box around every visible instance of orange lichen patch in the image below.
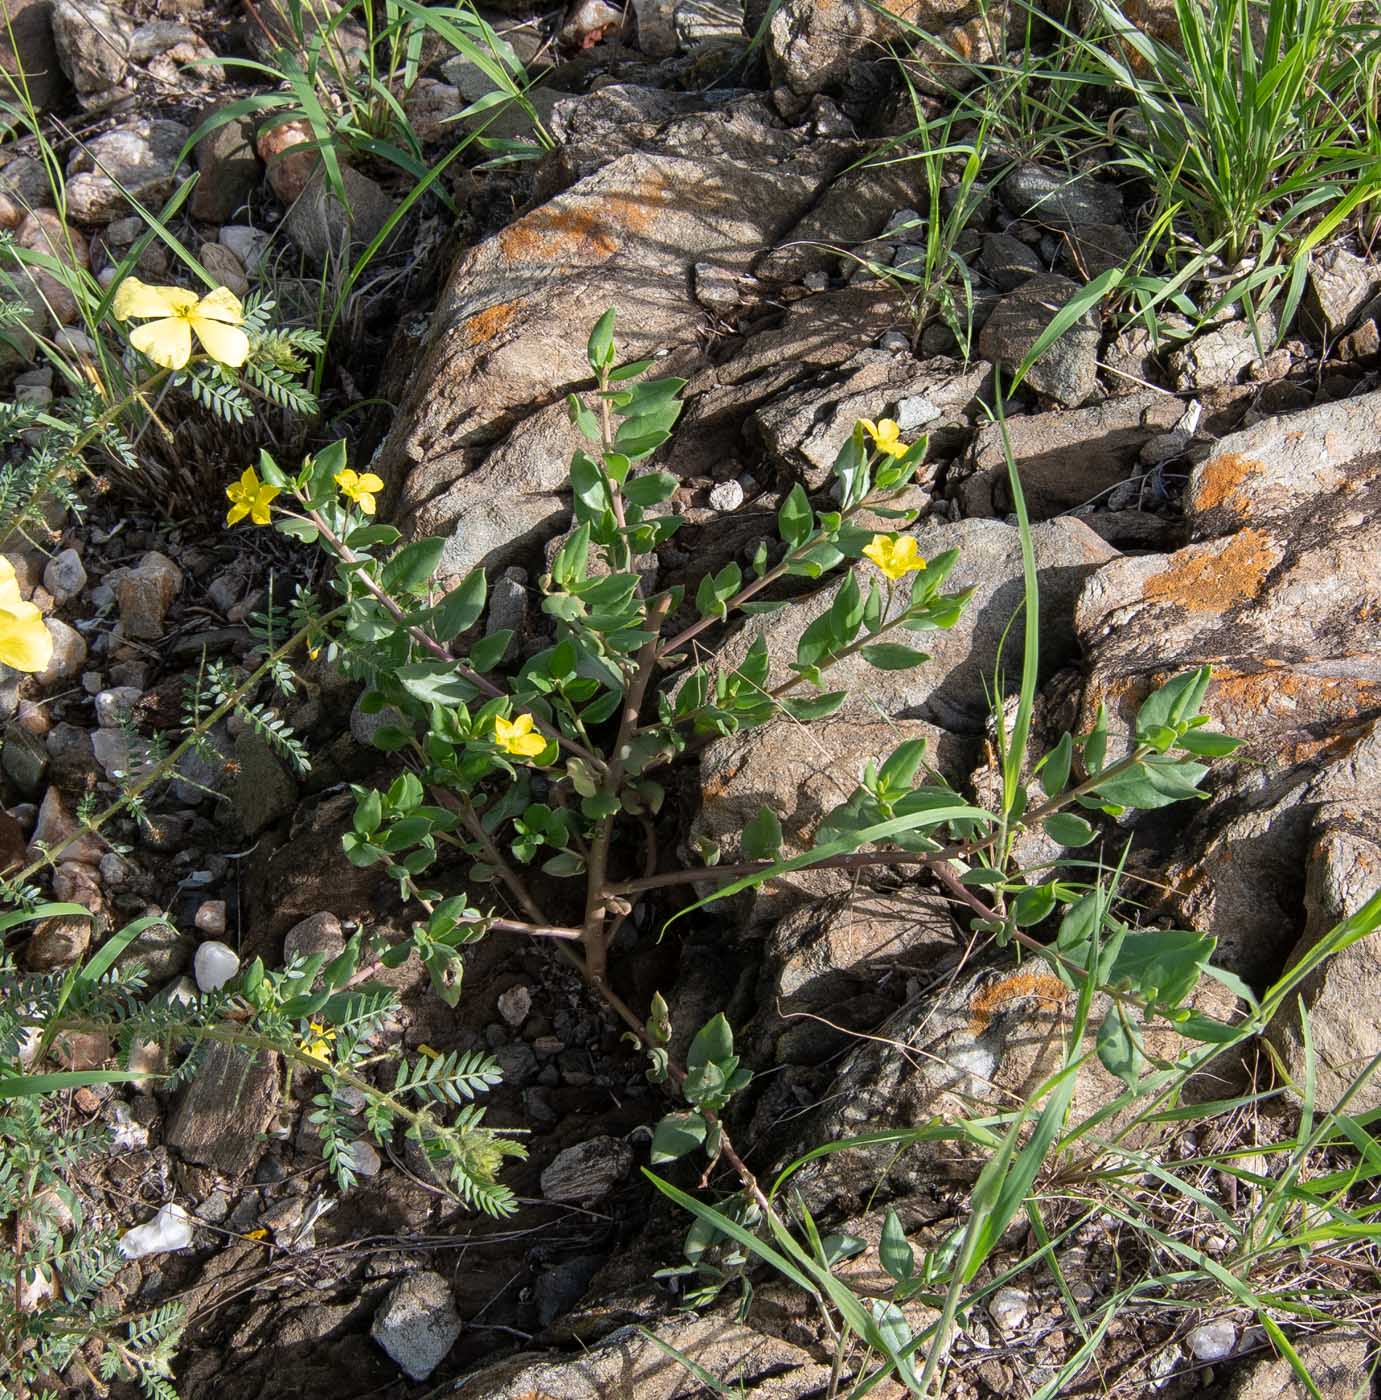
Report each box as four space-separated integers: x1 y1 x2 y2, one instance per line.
1190 451 1263 515
459 301 519 347
498 174 670 267
968 970 1068 1036
1142 529 1279 615
701 762 743 804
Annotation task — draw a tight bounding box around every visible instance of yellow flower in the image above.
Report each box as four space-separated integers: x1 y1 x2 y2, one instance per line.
299 1021 336 1060
493 712 547 759
335 468 384 515
859 418 909 459
112 277 250 371
225 465 280 527
0 558 52 673
863 533 926 581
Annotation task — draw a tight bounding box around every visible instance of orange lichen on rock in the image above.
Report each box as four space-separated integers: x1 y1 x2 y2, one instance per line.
498 174 670 267
459 301 519 347
967 970 1068 1036
1190 451 1262 514
1142 528 1279 615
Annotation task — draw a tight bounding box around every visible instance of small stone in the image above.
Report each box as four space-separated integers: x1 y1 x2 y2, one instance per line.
371 1272 462 1382
978 273 1101 406
108 550 182 640
283 911 345 964
230 732 298 836
27 916 91 970
65 119 191 222
51 0 132 103
987 1286 1030 1333
29 787 101 864
194 940 239 991
37 617 87 685
92 726 152 782
94 686 141 727
802 270 829 291
199 242 249 298
161 975 199 1008
283 166 395 264
1185 1319 1237 1362
694 261 744 313
52 1028 109 1069
559 0 623 46
42 548 86 603
708 479 745 512
194 900 227 936
342 1138 381 1177
485 574 526 649
256 117 319 203
219 224 268 272
540 1135 633 1204
877 329 910 352
496 984 531 1027
3 725 47 794
190 110 261 223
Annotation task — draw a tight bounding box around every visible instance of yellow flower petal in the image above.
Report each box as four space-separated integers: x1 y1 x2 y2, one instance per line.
192 317 250 368
194 286 245 324
0 558 20 608
226 501 250 526
248 485 279 526
0 603 53 673
356 473 384 494
130 317 193 370
112 278 197 320
862 533 925 581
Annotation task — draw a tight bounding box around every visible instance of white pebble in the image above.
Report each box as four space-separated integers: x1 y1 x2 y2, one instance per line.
708 480 745 512
118 1202 193 1260
193 940 239 992
987 1286 1030 1332
1185 1320 1237 1361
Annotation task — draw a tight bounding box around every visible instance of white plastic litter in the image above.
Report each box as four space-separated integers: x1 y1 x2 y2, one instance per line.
118 1202 194 1260
194 940 240 992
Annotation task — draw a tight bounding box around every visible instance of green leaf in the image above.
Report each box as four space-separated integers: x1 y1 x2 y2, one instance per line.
587 307 616 370
688 1013 734 1073
469 630 512 672
779 692 847 721
1040 732 1072 798
382 537 444 594
1042 813 1097 847
742 806 783 862
623 472 678 507
278 519 320 544
354 788 382 836
778 483 813 548
432 570 487 640
650 1112 708 1164
567 393 602 443
1136 666 1211 738
1011 882 1058 927
396 662 474 705
1104 929 1214 1009
1096 1008 1146 1086
1175 729 1242 757
879 1209 914 1282
345 523 402 550
861 643 930 670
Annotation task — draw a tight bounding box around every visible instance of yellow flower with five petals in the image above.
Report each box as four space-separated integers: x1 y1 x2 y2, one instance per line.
0 558 52 673
112 277 250 371
225 465 280 527
493 712 547 759
335 468 384 515
862 533 925 581
859 418 909 459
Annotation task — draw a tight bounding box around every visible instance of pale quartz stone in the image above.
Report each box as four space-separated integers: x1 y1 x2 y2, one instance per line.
194 940 239 991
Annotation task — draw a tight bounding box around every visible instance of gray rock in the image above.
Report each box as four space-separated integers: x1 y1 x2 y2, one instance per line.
999 162 1123 230
632 0 678 55
282 910 345 965
230 732 298 836
978 273 1101 406
28 785 102 864
94 685 141 727
65 119 190 222
219 224 268 273
44 722 97 788
51 0 131 104
751 349 990 488
1303 245 1381 342
107 550 182 640
693 718 976 923
370 1272 462 1382
190 109 262 223
114 919 193 981
0 0 68 111
3 725 48 795
715 516 1117 734
26 914 91 970
1226 1328 1369 1400
708 479 744 511
1166 316 1274 391
982 232 1043 290
92 726 151 782
767 0 971 96
283 165 395 264
958 389 1184 519
349 692 407 748
165 1041 279 1176
485 573 526 649
452 1314 825 1399
540 1135 633 1203
37 617 86 685
42 548 86 603
378 129 831 489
